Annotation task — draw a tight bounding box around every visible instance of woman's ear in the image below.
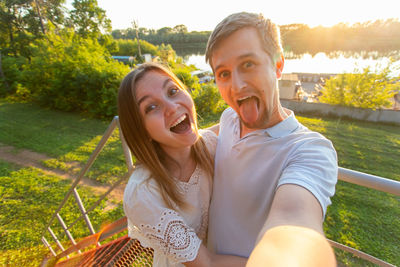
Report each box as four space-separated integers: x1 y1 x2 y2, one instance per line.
276 54 284 79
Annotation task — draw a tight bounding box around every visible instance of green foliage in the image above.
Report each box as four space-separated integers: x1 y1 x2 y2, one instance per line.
112 19 400 57
112 25 210 57
172 67 199 90
191 83 227 119
158 43 176 62
23 28 130 117
69 0 111 38
319 63 399 109
113 39 159 57
0 55 28 97
0 0 65 57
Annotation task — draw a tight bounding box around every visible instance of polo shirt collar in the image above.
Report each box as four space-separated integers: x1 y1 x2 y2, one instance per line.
264 110 299 138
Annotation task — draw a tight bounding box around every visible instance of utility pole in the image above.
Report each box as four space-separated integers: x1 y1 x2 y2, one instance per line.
132 20 142 58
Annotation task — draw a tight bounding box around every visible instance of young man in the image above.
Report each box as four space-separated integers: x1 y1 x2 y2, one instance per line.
206 12 338 265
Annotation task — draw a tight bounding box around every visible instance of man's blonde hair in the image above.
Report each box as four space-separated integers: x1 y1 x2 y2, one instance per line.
205 12 283 68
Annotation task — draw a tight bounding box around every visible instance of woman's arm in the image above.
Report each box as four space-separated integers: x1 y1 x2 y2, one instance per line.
184 244 247 267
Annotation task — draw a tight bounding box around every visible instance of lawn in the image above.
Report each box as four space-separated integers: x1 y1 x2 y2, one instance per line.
0 100 399 266
0 160 125 266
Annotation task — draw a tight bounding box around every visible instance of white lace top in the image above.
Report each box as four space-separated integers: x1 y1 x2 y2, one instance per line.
123 130 217 267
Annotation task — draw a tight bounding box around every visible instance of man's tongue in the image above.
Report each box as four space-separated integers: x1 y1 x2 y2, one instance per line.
239 97 259 125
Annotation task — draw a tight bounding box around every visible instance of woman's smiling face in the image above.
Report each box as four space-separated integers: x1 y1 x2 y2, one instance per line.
135 70 198 154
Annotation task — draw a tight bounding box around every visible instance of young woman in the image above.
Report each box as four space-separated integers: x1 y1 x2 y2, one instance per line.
118 63 246 267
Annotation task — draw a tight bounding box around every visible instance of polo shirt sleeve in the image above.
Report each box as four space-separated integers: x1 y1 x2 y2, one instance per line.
277 137 338 217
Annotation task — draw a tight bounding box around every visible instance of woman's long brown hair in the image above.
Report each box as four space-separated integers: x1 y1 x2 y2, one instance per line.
118 62 214 209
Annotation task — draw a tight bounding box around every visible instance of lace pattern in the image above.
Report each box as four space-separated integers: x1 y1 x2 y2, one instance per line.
128 209 202 264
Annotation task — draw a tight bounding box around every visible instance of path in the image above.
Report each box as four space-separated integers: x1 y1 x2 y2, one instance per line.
0 143 125 203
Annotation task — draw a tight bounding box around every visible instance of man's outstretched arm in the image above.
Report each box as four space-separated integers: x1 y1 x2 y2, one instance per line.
247 184 336 267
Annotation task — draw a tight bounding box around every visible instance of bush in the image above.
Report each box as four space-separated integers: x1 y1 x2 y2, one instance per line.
191 83 227 118
114 39 159 58
22 28 130 118
173 67 199 91
0 56 28 97
319 63 399 110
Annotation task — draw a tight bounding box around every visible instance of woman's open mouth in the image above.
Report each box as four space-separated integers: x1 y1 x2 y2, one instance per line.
170 114 191 134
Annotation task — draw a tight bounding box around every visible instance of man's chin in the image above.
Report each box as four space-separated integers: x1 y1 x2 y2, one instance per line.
239 116 269 131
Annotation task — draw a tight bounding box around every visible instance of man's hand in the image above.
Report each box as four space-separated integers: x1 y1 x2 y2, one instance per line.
247 225 336 267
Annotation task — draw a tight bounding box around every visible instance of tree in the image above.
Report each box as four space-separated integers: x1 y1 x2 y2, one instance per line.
173 24 188 34
69 0 111 38
23 27 129 117
0 0 65 57
319 63 399 110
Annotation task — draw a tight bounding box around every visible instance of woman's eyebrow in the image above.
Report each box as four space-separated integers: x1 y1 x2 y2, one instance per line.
162 77 171 89
137 77 173 106
137 95 149 107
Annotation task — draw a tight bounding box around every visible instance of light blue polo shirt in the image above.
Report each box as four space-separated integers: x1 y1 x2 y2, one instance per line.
207 108 338 257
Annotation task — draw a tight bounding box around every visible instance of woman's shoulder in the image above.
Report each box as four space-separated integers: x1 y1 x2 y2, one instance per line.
199 129 217 155
123 165 160 206
199 128 217 143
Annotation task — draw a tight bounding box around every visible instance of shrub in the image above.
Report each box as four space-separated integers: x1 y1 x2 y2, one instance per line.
319 62 399 110
0 56 28 97
22 28 130 118
114 39 159 58
173 67 199 91
191 83 227 118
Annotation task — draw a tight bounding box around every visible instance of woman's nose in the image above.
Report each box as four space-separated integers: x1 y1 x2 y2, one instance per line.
164 100 179 116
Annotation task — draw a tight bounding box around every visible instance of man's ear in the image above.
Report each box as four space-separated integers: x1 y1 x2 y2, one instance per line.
276 54 284 79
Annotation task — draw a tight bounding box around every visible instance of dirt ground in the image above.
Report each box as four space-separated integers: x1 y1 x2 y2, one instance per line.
0 143 125 203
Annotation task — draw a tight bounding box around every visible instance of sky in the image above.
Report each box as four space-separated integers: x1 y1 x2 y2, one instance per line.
93 0 400 31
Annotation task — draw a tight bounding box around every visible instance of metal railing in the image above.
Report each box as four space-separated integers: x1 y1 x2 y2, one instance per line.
40 116 400 266
329 167 399 267
40 116 134 262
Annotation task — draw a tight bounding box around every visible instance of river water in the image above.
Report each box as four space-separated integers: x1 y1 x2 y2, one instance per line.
184 51 400 75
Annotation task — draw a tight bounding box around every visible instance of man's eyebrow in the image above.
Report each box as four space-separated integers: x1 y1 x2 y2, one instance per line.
214 53 257 72
137 77 172 107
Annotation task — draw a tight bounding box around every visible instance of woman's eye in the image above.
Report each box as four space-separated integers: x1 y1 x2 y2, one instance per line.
168 87 179 97
145 104 157 114
244 61 254 68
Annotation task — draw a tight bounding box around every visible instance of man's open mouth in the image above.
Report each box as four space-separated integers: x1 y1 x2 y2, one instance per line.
170 114 191 134
237 96 259 107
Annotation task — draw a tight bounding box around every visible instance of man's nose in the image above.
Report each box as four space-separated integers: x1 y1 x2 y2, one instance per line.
231 70 247 93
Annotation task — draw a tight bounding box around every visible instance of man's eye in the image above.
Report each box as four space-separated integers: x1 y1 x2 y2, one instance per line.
145 104 157 114
218 71 230 79
168 87 179 97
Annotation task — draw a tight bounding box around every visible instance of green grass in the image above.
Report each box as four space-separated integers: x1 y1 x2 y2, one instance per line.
1 100 399 266
0 100 128 185
0 160 124 266
297 115 400 181
296 114 400 266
